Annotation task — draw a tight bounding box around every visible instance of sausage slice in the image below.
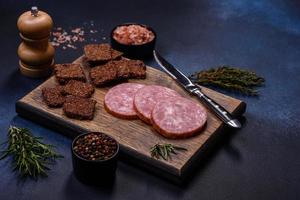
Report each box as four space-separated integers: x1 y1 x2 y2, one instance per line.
104 83 145 119
151 97 207 139
133 85 180 124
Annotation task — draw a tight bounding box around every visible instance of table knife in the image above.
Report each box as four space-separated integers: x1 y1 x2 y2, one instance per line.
153 50 241 128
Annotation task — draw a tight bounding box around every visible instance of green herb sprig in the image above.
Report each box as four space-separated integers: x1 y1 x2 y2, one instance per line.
150 144 187 160
189 66 265 96
0 126 63 179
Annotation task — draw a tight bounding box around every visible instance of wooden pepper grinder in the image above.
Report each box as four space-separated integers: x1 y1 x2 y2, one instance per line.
17 7 55 78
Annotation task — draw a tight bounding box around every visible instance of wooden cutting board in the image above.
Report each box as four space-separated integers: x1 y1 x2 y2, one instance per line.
16 56 246 182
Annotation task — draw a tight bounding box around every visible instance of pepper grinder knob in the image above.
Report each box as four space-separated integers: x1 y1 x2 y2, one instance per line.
31 6 39 17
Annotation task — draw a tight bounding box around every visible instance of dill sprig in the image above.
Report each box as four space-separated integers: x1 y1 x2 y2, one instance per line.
189 66 265 96
150 144 187 160
0 126 63 179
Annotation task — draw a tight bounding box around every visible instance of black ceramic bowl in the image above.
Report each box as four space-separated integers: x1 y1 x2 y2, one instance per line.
110 23 156 59
71 132 119 185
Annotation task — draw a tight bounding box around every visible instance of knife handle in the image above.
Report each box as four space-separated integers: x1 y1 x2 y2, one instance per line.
193 89 241 128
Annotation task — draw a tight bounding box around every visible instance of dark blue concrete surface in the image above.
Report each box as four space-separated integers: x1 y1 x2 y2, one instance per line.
0 0 300 199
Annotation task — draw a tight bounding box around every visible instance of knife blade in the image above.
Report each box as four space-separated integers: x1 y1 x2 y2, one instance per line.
153 50 241 128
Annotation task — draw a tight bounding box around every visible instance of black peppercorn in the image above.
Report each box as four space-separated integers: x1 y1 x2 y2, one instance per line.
73 132 118 161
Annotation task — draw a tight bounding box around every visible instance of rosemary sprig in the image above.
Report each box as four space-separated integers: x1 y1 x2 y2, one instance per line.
189 66 265 96
150 144 187 160
0 126 63 179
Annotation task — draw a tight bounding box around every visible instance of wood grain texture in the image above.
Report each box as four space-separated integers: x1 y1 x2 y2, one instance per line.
16 56 246 182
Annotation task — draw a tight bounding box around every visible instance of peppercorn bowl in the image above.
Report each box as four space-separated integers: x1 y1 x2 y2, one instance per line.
110 23 156 59
71 132 119 185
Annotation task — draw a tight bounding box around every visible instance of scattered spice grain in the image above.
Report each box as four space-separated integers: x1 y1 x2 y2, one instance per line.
50 21 104 50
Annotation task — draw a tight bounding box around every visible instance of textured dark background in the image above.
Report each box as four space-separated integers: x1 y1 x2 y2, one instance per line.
0 0 300 199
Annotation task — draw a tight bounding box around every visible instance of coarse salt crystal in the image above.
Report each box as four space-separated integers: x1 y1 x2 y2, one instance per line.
113 24 155 45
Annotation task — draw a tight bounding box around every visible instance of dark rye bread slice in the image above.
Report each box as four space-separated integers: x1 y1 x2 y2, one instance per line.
42 86 65 108
62 80 95 98
63 95 96 120
111 48 123 60
89 61 118 86
84 43 123 65
54 63 86 85
114 59 131 78
127 59 146 79
114 58 146 79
